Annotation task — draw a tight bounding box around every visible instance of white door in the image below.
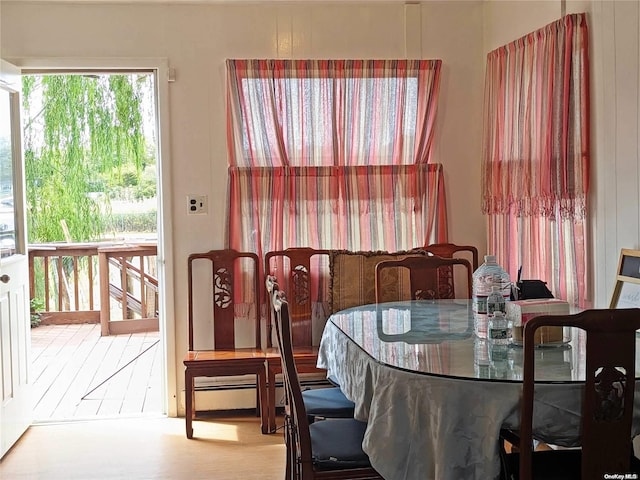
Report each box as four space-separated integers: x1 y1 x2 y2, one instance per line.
0 59 32 460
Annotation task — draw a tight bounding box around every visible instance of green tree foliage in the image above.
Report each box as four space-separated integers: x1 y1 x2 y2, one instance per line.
22 74 153 243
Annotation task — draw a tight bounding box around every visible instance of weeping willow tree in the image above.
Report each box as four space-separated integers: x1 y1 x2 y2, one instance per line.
22 74 152 243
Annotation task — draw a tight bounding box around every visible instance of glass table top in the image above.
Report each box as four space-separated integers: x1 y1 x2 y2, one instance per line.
327 299 640 383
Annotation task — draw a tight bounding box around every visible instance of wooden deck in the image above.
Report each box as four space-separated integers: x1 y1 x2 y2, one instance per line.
30 323 162 422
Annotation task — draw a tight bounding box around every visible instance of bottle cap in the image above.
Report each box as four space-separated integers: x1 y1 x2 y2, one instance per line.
485 255 497 263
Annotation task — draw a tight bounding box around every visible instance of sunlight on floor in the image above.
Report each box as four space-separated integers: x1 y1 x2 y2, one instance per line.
0 415 285 480
176 419 240 442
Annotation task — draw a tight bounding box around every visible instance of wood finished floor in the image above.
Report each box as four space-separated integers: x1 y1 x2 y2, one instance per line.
3 325 286 479
30 323 162 422
0 414 286 479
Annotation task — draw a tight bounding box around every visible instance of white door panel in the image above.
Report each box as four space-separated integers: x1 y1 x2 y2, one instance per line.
0 59 32 460
0 258 30 458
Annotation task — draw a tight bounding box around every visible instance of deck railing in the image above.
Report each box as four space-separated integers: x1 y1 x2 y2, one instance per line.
28 242 158 335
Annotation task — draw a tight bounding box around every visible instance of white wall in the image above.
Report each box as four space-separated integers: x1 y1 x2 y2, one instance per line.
423 0 485 248
589 0 640 308
483 1 562 52
0 0 486 416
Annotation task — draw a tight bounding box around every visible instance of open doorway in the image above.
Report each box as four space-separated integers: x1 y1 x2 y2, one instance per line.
21 69 166 422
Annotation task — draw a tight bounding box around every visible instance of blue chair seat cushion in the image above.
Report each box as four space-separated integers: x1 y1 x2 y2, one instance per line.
310 418 372 470
302 387 355 417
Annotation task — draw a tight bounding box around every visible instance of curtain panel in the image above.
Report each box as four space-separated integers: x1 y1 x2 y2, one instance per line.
228 164 447 258
482 13 590 307
482 13 589 218
488 212 587 306
226 59 442 168
226 59 446 257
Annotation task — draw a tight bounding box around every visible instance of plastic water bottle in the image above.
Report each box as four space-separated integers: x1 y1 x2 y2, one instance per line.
473 337 490 379
489 341 510 379
487 285 506 317
487 311 512 345
472 255 511 339
488 312 513 379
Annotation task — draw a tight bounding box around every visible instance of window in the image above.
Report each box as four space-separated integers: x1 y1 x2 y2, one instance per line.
226 59 446 260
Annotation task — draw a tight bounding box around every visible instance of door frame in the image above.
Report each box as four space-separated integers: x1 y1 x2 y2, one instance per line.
11 56 177 417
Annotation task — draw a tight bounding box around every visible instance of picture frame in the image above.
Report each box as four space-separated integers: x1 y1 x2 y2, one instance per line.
609 248 640 308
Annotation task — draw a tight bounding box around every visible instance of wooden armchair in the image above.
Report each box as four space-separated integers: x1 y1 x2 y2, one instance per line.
183 249 267 437
263 248 331 433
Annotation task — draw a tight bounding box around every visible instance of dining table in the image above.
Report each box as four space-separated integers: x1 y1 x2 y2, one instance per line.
316 299 640 480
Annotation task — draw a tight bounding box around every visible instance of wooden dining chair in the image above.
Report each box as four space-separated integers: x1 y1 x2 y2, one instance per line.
263 248 337 433
265 273 354 435
499 309 640 480
374 255 473 303
423 243 479 299
183 249 268 438
271 287 383 480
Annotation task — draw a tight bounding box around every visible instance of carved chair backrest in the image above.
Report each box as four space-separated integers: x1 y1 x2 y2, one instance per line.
264 248 331 348
187 249 261 350
374 255 473 303
423 243 479 299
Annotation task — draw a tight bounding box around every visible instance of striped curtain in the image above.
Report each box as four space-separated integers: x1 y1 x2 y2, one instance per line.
226 60 446 262
482 14 590 307
228 164 446 256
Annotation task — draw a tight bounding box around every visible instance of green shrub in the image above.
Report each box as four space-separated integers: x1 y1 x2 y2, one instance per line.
106 211 157 233
30 298 45 328
134 182 156 201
